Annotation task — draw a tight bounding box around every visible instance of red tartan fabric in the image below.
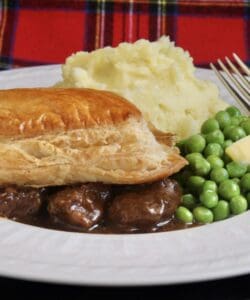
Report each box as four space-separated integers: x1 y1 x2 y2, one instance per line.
0 0 249 69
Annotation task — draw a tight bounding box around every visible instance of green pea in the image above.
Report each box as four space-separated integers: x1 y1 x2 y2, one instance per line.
223 140 233 149
186 134 206 153
239 116 249 123
176 139 186 148
231 116 242 126
226 106 241 117
232 178 241 185
205 129 224 145
230 195 248 215
200 190 219 208
227 126 246 142
215 111 231 129
182 194 197 209
210 168 229 184
176 139 187 154
193 206 214 223
201 118 220 134
203 180 217 192
185 153 203 165
204 143 223 157
218 179 240 200
223 153 232 164
246 193 250 206
187 176 205 193
207 155 224 169
223 125 236 139
240 119 250 135
175 206 193 223
191 158 211 176
212 200 230 221
240 173 250 192
226 162 247 178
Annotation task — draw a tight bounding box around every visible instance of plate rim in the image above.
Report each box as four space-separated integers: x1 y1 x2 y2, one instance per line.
0 65 248 286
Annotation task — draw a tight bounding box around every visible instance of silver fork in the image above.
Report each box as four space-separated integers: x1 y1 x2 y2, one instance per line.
210 53 250 116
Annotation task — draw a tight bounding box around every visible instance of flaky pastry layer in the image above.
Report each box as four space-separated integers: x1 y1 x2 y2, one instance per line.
0 88 187 186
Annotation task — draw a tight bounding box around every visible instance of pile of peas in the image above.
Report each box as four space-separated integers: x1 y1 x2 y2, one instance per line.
175 106 250 224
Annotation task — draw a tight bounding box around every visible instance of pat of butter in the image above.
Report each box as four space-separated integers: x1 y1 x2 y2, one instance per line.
226 135 250 164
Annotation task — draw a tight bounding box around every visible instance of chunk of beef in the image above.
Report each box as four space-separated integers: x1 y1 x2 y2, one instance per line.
0 186 42 219
108 179 181 229
48 183 111 229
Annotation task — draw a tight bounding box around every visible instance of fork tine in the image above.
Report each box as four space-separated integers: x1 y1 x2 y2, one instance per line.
210 63 249 116
225 57 250 91
217 59 250 104
233 53 250 76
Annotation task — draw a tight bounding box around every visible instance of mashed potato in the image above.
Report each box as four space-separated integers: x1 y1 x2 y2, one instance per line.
57 36 227 139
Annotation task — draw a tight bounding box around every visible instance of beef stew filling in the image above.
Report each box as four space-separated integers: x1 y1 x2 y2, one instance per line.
108 179 181 231
0 179 190 233
0 186 42 219
48 183 112 229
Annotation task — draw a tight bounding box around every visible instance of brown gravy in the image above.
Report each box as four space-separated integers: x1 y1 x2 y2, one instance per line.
15 213 194 234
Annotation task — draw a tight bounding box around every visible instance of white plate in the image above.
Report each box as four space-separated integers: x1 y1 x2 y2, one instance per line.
0 65 249 286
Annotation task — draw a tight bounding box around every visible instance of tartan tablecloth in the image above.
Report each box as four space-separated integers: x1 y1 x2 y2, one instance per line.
0 0 249 70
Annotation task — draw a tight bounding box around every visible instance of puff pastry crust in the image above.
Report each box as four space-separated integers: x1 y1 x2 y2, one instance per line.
0 88 187 187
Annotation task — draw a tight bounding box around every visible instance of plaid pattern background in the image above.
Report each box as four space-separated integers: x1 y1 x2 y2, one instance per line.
0 0 249 70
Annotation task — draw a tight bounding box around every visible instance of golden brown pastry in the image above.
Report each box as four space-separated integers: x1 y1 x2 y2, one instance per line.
0 88 187 187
